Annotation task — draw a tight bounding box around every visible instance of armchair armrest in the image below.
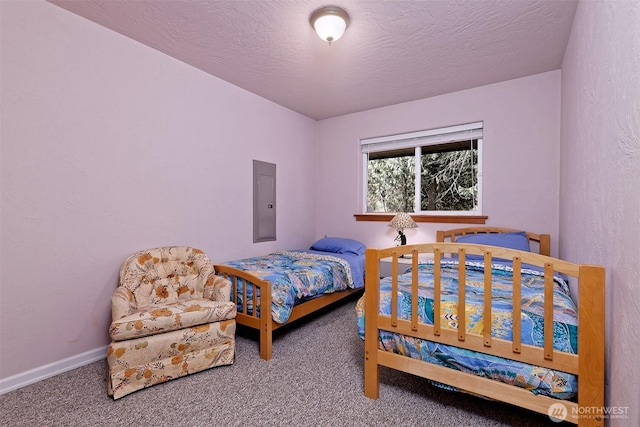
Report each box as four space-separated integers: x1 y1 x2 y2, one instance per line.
203 275 232 302
111 287 136 321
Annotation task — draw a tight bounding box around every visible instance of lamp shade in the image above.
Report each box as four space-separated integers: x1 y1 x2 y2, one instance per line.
310 6 350 43
388 212 418 229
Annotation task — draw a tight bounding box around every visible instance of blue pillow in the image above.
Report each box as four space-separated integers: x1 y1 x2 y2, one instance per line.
310 237 366 256
455 231 530 260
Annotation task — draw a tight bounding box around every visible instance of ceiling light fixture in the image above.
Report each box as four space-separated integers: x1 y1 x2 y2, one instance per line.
310 6 350 45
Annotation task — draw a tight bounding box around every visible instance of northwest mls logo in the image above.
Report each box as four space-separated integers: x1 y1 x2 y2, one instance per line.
548 402 568 423
548 404 629 422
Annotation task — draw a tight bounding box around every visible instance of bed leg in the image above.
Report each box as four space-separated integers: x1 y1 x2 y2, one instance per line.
364 346 380 399
364 249 381 398
260 321 272 361
577 265 606 427
259 280 273 361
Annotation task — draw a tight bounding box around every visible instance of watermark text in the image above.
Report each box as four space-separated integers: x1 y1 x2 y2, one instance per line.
548 403 629 423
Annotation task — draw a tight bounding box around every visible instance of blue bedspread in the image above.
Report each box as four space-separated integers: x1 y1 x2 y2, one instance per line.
224 250 362 324
356 260 579 399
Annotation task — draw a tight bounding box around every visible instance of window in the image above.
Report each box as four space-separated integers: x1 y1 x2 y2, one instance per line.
361 122 483 215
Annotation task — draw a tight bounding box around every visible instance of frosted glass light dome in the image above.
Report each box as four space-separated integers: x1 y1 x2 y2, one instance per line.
310 6 350 44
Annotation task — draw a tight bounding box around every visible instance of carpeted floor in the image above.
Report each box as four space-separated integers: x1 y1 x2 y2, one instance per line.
0 295 564 426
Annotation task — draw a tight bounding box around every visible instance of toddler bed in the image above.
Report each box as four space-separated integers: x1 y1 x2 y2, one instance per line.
214 237 365 360
358 227 605 426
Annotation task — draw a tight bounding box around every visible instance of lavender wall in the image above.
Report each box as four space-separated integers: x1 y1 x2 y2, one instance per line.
1 1 316 382
3 1 634 414
315 71 562 254
560 1 640 424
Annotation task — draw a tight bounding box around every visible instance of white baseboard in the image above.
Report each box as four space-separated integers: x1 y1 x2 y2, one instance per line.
0 346 107 395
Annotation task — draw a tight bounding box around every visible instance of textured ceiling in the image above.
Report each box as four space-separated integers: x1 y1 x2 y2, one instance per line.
48 0 578 120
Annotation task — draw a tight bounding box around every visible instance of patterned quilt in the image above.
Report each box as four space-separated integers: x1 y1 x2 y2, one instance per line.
356 260 579 399
224 251 355 324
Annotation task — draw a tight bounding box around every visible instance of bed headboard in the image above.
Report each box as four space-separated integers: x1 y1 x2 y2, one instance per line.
436 227 550 257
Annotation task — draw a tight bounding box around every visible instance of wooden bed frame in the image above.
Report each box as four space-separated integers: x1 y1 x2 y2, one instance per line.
363 227 605 426
213 264 363 361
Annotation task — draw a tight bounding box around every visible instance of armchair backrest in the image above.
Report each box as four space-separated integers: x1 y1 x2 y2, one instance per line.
118 246 214 309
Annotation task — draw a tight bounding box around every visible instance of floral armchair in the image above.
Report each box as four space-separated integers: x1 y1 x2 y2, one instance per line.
107 246 236 399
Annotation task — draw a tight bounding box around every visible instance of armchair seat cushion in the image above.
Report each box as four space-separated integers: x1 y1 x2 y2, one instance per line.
110 298 236 341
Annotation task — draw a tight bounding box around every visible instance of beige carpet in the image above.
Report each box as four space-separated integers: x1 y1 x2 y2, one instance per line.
0 296 564 426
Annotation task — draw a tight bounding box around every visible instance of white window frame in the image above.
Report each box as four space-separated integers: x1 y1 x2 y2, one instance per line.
361 121 483 215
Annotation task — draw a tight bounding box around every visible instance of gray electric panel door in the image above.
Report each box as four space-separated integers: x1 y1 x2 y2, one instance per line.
253 160 276 242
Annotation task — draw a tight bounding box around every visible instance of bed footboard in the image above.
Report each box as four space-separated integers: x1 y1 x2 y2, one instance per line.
363 244 605 427
213 264 274 360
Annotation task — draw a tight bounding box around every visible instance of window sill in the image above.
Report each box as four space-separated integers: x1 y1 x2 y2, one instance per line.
353 214 487 224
